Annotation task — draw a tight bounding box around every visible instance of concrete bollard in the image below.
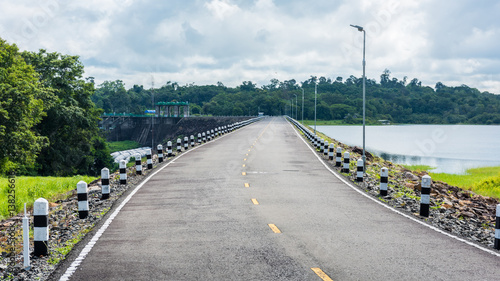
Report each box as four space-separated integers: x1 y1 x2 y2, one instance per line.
167 141 172 157
184 136 189 150
211 129 215 139
101 167 110 199
328 144 334 160
342 152 350 173
215 127 218 137
495 204 500 250
420 175 431 217
202 132 206 142
135 154 142 175
77 181 89 219
320 139 325 153
33 198 49 256
336 147 342 167
380 167 388 196
177 138 182 152
190 135 195 147
119 160 127 184
147 149 153 169
207 130 211 141
197 133 202 143
157 144 163 163
324 141 329 156
356 159 364 182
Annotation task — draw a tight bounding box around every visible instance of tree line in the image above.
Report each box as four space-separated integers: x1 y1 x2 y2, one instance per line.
93 69 500 125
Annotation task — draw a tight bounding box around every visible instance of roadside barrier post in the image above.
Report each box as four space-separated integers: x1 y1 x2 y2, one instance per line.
157 144 163 163
33 198 49 256
420 175 431 217
211 129 215 139
328 144 334 160
119 160 127 184
215 127 218 137
356 159 364 182
77 181 89 219
380 167 388 196
320 139 325 153
495 204 500 249
190 135 195 147
147 149 153 169
167 141 172 157
177 138 182 152
23 203 30 269
202 132 206 142
336 147 342 167
135 154 142 175
324 141 329 156
101 167 110 199
197 133 202 143
207 131 211 141
184 136 189 150
342 152 350 173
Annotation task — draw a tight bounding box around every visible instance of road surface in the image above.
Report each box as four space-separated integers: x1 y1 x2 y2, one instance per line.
55 116 500 280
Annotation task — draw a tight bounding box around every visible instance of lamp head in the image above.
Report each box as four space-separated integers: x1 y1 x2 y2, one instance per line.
350 24 364 32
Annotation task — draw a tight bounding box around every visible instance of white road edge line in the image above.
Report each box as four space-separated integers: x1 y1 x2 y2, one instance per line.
58 122 258 281
287 119 500 258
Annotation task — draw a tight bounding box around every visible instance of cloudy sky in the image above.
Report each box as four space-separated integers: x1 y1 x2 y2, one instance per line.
2 0 500 93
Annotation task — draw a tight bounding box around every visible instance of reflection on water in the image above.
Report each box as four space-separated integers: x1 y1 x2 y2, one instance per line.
317 125 500 175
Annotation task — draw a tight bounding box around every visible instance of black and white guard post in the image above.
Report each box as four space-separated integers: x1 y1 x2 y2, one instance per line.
101 167 110 199
202 132 206 142
215 127 218 137
420 175 431 217
119 160 127 184
328 144 334 160
211 129 215 139
177 138 182 152
135 154 142 175
207 131 211 141
77 181 89 219
336 147 342 167
324 141 329 156
342 152 350 173
167 141 172 157
33 198 49 256
320 139 325 153
184 136 189 150
495 204 500 250
197 133 202 143
356 159 364 182
190 135 195 147
380 167 388 196
157 144 163 163
147 149 153 169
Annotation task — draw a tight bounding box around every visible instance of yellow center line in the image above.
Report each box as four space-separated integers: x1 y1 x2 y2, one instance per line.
244 183 249 188
251 198 259 205
242 172 246 176
268 224 281 233
242 164 246 167
243 158 247 161
246 154 248 156
311 268 334 281
248 149 251 151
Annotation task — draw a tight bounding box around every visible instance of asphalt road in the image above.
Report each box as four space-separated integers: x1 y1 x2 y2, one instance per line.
58 116 500 280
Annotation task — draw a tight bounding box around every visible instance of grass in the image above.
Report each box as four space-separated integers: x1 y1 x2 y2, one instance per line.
402 164 436 173
107 140 140 153
0 175 97 220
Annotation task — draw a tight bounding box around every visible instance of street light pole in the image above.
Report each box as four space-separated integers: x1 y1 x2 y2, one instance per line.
314 82 317 135
301 88 304 124
350 24 366 169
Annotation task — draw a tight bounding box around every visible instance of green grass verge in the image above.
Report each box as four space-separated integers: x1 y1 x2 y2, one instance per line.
107 140 140 153
429 166 500 199
0 175 97 220
402 164 436 173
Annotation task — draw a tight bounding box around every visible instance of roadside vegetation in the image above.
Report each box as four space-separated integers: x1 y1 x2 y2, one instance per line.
0 176 97 220
107 140 141 153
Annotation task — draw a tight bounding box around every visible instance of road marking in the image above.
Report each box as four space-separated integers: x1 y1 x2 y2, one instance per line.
246 154 248 156
311 268 333 281
287 119 500 258
251 198 259 205
244 158 247 161
248 149 251 151
242 164 246 167
242 172 246 176
268 224 281 233
244 183 249 188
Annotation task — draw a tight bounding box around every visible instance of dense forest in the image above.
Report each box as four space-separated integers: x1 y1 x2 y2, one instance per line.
92 69 500 125
2 38 500 177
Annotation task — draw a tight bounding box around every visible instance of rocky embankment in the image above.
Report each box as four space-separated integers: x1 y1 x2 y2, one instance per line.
317 137 499 250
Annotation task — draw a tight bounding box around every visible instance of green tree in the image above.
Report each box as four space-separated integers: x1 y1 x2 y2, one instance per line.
0 39 50 174
21 49 113 176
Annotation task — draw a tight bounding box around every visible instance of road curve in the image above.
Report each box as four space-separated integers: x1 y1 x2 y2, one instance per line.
55 116 500 280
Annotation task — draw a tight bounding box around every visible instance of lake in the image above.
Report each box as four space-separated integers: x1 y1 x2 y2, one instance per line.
316 125 500 174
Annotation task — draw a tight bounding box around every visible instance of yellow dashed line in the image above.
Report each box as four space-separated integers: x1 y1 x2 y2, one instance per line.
244 183 249 188
242 172 246 176
268 224 281 233
242 164 246 167
244 158 247 161
251 198 259 205
311 268 333 281
246 154 248 156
